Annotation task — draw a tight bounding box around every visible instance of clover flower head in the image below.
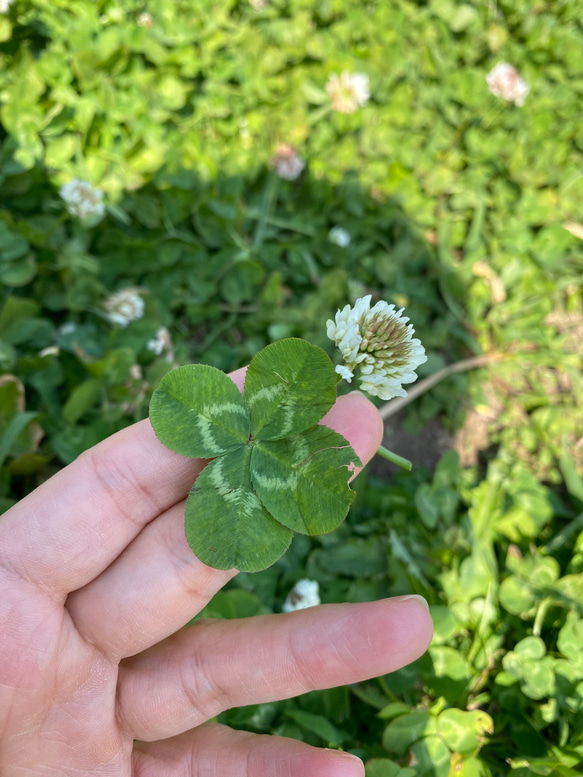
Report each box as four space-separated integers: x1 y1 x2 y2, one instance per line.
137 11 153 27
147 326 174 361
0 0 14 13
59 322 77 336
326 295 427 401
39 345 60 358
59 179 105 220
326 72 370 114
271 143 305 181
328 226 351 247
486 63 529 106
104 289 145 328
282 579 321 613
249 0 268 9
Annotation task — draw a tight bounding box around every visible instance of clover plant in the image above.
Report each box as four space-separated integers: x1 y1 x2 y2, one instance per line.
150 338 362 572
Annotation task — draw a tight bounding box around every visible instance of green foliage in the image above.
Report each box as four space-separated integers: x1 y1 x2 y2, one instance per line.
1 0 582 773
149 339 360 570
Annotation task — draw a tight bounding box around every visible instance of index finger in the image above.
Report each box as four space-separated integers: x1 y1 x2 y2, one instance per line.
0 368 383 598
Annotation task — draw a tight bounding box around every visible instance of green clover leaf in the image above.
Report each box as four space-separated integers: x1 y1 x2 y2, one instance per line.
149 338 362 572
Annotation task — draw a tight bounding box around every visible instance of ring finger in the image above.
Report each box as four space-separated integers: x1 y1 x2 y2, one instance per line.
133 722 366 777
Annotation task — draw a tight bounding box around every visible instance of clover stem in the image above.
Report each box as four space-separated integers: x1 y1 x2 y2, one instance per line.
376 445 412 471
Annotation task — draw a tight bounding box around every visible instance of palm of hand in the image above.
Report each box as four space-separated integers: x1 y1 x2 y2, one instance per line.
0 374 432 776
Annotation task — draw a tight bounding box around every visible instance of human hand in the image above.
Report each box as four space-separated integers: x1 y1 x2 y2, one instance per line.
0 367 433 776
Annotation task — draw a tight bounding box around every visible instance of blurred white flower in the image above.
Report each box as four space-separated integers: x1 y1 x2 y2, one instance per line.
39 346 60 358
328 226 351 247
271 143 305 180
282 579 321 613
146 326 173 361
326 295 427 401
59 322 77 336
249 0 268 9
137 11 153 27
104 289 145 328
129 364 143 381
326 72 370 114
486 63 529 106
59 179 105 220
0 0 14 13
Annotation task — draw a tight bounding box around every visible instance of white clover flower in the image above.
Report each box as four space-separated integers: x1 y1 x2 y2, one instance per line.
103 289 145 328
59 179 105 220
282 579 321 613
129 364 143 381
271 143 305 181
146 326 173 361
326 72 370 114
0 0 14 13
249 0 268 9
59 322 77 336
327 295 427 401
39 346 60 358
328 226 351 247
486 63 529 106
137 11 153 27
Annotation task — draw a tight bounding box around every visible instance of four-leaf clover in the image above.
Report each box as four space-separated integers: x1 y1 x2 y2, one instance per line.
149 339 361 571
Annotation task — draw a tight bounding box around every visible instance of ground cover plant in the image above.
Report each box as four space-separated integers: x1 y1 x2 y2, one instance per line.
0 0 582 774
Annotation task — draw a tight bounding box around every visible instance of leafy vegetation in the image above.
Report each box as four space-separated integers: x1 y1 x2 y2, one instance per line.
1 0 582 774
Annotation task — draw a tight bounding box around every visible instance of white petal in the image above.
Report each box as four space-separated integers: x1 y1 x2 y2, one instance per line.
335 365 354 381
282 579 320 612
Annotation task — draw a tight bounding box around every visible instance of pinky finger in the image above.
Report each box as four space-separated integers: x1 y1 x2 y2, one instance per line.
132 722 364 777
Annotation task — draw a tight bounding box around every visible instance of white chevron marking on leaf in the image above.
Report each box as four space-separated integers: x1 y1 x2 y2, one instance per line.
201 402 248 418
196 416 227 455
291 435 310 466
246 383 287 406
253 470 299 492
278 403 297 436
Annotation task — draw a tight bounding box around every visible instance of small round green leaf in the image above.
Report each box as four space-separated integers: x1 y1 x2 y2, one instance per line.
514 636 546 660
558 612 583 661
250 425 362 535
245 338 336 441
185 446 292 572
150 364 249 459
410 736 451 777
438 708 493 754
382 710 436 755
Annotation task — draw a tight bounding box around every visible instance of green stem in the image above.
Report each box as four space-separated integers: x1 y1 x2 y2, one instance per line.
541 511 583 555
376 445 412 471
377 675 400 702
308 103 333 126
533 597 552 637
253 172 279 251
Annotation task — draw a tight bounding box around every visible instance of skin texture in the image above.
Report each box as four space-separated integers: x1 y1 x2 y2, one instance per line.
0 368 433 776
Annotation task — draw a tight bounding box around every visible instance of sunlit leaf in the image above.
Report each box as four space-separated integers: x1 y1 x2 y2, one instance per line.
438 708 493 754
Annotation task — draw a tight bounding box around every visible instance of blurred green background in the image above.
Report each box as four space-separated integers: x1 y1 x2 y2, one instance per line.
1 1 582 774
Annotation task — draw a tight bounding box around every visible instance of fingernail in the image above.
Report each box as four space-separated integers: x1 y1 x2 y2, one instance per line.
325 750 364 771
400 594 430 611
